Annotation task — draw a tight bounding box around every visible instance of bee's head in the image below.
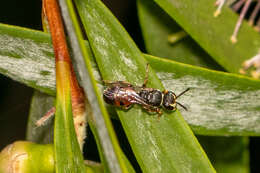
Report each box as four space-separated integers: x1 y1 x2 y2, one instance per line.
162 91 177 111
163 88 190 111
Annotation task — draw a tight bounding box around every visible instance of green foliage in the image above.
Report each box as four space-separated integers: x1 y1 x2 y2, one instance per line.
75 0 215 172
198 136 249 173
137 0 219 69
148 55 260 136
60 0 135 172
137 1 250 173
154 0 260 73
0 24 259 136
54 89 86 173
0 0 259 172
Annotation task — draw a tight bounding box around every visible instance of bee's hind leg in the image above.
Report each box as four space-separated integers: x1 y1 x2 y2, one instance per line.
142 63 150 88
103 80 132 87
142 105 162 119
122 104 133 110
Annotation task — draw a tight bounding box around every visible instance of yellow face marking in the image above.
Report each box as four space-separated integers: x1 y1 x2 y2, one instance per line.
170 102 177 108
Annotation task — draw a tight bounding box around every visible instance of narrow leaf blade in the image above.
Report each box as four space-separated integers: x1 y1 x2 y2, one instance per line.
58 0 135 172
137 0 220 69
147 55 260 136
75 0 215 172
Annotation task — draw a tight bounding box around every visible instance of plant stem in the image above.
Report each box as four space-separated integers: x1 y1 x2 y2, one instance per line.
42 0 87 150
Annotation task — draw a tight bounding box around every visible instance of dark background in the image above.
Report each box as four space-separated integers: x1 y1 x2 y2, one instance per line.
0 0 259 172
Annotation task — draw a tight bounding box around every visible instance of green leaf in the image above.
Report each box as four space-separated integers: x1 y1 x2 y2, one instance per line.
58 0 135 172
55 78 85 173
154 0 260 73
25 91 105 173
0 24 260 136
75 0 215 172
137 0 221 70
198 136 249 173
42 0 86 171
148 55 260 136
0 24 55 96
137 1 249 173
0 23 260 135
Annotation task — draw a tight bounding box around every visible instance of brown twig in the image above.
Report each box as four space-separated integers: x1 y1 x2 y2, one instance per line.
41 0 87 150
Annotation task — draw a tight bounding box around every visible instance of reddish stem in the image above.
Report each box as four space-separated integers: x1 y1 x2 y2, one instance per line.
42 0 86 150
43 0 85 116
43 0 71 63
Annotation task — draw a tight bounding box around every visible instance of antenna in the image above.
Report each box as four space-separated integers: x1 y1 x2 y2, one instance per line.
176 88 190 99
176 102 188 111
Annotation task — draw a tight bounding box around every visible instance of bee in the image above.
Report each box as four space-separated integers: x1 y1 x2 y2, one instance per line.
103 64 189 117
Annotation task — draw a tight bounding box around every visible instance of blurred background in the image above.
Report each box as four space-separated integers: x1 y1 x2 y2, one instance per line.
0 0 259 172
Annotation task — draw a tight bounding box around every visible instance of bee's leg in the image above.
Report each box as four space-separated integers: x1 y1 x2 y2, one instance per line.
117 81 133 87
141 105 152 113
142 105 162 118
122 104 132 110
156 108 163 119
142 63 150 87
103 80 132 87
102 80 118 86
153 109 163 120
119 101 132 110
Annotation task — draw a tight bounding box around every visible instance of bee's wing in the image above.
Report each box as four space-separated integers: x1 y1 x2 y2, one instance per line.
129 91 155 108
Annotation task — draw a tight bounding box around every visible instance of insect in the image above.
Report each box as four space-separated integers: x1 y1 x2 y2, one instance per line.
103 64 190 117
